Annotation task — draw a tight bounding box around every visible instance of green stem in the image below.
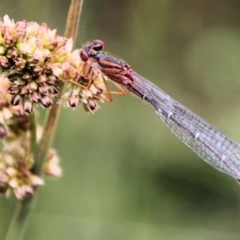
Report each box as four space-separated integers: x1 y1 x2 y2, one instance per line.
5 1 83 239
5 198 32 240
33 88 64 175
5 201 22 240
34 0 83 174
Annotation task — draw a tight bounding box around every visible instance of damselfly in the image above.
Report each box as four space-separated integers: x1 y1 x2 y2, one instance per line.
78 41 126 102
80 40 240 181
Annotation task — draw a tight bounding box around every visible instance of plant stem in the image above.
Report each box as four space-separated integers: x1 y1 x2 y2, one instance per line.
5 1 84 239
5 201 22 240
5 198 32 240
64 0 83 44
34 0 83 175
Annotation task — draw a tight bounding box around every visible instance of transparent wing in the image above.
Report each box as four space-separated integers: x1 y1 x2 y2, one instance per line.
131 72 240 179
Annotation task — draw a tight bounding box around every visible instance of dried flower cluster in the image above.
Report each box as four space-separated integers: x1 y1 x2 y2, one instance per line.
0 15 112 199
0 76 43 199
0 15 110 113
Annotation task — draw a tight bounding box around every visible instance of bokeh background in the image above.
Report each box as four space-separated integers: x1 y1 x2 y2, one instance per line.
1 0 240 239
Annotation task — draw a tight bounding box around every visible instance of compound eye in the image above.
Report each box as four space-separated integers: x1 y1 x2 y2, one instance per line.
80 50 89 61
92 39 105 51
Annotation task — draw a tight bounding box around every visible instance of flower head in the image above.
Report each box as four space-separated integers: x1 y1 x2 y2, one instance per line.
0 16 114 199
0 15 111 114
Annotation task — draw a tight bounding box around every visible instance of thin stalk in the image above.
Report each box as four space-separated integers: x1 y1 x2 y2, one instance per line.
5 1 84 239
5 199 32 240
34 0 83 174
64 0 83 44
5 201 22 240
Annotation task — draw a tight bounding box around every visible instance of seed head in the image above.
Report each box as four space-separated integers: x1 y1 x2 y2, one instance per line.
0 15 111 114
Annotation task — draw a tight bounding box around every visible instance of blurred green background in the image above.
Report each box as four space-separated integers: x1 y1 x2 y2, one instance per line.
1 0 240 239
